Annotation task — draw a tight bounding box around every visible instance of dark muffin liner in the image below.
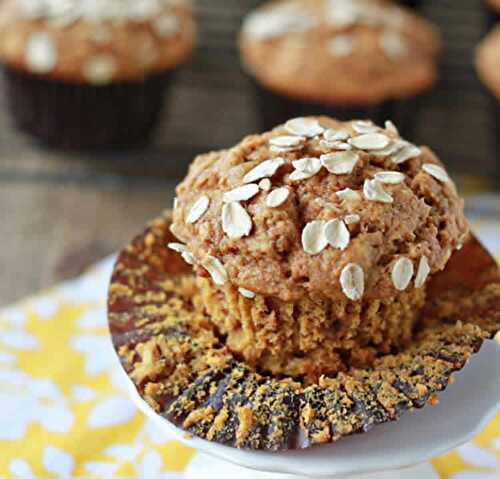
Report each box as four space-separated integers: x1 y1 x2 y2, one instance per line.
3 67 175 150
249 78 420 139
486 7 500 32
399 0 422 8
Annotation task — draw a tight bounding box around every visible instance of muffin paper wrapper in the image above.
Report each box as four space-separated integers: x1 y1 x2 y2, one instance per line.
248 77 420 139
3 67 174 150
108 212 500 451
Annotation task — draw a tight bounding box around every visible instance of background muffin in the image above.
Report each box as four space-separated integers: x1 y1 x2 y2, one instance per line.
170 116 468 383
476 25 500 151
239 0 441 136
0 0 196 149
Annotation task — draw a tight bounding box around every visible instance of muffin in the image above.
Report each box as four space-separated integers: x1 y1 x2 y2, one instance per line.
0 0 196 149
108 116 500 451
476 26 500 148
239 0 441 137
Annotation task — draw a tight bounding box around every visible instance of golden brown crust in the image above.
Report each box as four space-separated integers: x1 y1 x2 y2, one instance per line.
476 25 500 100
107 213 500 451
0 0 196 83
170 117 469 303
239 0 441 105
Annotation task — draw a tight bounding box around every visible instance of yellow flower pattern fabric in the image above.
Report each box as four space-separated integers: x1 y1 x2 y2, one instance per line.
1 215 500 479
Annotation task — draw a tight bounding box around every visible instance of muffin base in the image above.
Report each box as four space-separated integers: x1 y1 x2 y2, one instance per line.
108 212 500 451
197 277 425 383
249 78 419 138
3 67 174 150
399 0 422 8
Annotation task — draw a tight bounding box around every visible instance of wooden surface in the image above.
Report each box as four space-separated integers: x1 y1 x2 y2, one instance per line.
1 0 499 306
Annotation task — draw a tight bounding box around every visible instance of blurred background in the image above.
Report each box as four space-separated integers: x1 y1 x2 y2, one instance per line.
1 0 499 306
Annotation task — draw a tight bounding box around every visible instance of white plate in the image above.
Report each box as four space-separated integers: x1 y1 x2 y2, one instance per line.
125 340 500 477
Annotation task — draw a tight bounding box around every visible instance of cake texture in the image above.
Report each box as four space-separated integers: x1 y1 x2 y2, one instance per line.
0 0 196 148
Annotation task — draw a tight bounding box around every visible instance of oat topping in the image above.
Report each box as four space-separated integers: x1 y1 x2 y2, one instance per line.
344 214 360 225
18 0 184 22
363 179 393 203
266 187 290 208
380 31 408 60
222 202 253 239
180 251 195 265
167 242 195 265
350 133 390 151
392 257 414 291
422 163 450 183
374 171 406 184
243 158 285 184
242 5 316 40
290 157 322 181
25 32 57 74
202 256 228 285
153 13 179 37
167 242 188 253
324 219 350 250
415 256 430 288
336 188 361 204
321 151 359 174
392 142 421 164
171 116 468 305
285 117 324 138
238 287 256 299
83 54 117 85
323 129 350 142
302 221 328 255
186 195 210 224
352 120 380 134
269 135 305 149
385 120 399 136
340 263 364 301
328 34 354 58
223 184 260 203
258 178 272 191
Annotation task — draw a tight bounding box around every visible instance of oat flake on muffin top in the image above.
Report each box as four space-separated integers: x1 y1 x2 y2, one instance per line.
239 0 441 105
171 116 469 303
0 0 195 83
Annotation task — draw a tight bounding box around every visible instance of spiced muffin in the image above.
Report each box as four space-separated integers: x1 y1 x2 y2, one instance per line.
0 0 196 148
169 116 468 384
239 0 441 134
109 117 500 450
476 25 500 101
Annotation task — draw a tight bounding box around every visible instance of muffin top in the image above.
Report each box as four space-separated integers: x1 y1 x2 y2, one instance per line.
476 25 500 100
487 0 500 12
171 116 469 303
239 0 441 105
0 0 196 83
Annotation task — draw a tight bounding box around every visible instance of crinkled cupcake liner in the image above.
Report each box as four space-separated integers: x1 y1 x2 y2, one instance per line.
248 77 420 139
108 212 500 451
3 67 175 150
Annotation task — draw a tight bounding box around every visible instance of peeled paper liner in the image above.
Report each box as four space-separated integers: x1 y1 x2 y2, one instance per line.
108 211 500 451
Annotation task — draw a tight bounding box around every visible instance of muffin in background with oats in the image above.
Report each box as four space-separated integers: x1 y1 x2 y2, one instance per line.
239 0 441 136
0 0 196 149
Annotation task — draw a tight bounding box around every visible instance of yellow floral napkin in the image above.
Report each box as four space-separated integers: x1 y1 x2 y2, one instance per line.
1 207 499 478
